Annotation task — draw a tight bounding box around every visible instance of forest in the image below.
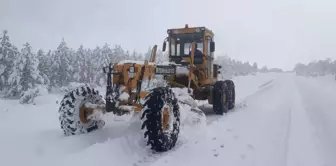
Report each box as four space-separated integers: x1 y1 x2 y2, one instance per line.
0 30 279 102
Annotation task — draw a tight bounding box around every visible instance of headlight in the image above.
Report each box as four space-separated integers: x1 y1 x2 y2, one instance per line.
129 66 135 73
129 66 135 78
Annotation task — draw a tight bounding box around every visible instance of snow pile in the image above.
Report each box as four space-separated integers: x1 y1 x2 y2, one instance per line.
118 91 130 101
171 87 207 127
172 88 197 108
19 85 48 104
60 82 87 94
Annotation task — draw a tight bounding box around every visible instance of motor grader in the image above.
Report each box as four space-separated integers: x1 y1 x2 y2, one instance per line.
58 24 235 153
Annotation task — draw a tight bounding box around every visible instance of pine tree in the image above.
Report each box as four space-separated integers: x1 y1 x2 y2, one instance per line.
6 43 43 97
0 30 19 91
76 44 87 83
111 44 126 63
49 39 73 87
37 49 50 85
144 46 152 61
253 62 258 72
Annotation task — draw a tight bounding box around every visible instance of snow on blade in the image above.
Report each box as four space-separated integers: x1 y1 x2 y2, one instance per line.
118 92 130 101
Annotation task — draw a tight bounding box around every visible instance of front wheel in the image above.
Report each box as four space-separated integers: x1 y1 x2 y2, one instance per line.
140 87 180 152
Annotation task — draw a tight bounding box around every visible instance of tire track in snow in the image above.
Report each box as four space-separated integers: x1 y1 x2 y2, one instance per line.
282 107 292 166
203 78 275 125
283 77 324 166
294 76 336 166
132 79 280 166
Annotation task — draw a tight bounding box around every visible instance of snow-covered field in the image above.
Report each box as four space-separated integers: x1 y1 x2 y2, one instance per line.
1 72 336 166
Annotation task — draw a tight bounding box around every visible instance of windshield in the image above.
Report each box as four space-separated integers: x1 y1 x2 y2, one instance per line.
183 42 203 55
169 33 203 56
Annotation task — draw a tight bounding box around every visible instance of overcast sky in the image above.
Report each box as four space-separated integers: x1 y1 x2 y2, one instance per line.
1 0 336 70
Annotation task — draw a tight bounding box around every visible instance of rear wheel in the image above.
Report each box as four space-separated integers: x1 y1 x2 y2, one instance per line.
58 86 105 136
224 80 235 110
213 80 229 115
140 87 180 152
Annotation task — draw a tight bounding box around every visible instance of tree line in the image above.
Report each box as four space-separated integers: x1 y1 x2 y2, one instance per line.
294 59 336 76
0 30 266 99
216 54 283 79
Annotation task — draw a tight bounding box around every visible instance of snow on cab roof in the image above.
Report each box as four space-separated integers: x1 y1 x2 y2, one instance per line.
117 60 180 66
117 60 156 65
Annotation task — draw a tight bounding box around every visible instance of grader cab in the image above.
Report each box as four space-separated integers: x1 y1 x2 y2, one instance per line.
160 24 228 104
57 24 235 153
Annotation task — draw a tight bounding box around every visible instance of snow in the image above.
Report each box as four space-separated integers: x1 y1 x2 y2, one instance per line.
1 73 336 166
118 105 135 111
118 92 130 101
60 82 86 93
175 66 189 75
19 85 49 104
117 60 156 65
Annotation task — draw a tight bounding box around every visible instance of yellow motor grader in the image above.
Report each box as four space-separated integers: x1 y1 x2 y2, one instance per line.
58 24 235 152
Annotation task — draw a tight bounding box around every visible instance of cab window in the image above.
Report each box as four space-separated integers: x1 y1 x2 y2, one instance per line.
184 42 203 55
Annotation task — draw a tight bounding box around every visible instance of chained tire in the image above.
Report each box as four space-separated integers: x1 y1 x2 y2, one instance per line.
140 87 180 152
224 79 235 110
213 80 229 115
58 86 105 136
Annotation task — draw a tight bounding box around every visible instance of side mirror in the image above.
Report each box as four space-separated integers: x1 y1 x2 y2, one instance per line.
162 41 166 52
103 67 108 73
210 41 215 52
103 66 110 74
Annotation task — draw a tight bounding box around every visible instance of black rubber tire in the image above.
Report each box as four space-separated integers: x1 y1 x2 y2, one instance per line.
213 80 229 115
58 86 105 136
224 79 235 110
140 87 180 152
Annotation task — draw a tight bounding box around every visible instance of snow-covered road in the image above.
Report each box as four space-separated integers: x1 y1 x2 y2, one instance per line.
1 73 336 166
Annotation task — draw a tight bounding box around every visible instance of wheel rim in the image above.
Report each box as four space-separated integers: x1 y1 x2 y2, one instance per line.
223 91 227 104
79 106 93 124
162 105 172 132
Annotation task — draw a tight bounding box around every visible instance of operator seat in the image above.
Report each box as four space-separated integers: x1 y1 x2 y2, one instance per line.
189 45 203 64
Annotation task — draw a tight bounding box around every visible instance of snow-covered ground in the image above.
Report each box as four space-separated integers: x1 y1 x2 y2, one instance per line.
1 72 336 166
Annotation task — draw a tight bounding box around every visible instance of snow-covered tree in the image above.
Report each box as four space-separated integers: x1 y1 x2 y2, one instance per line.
144 46 153 61
0 30 19 91
75 44 88 83
253 62 258 72
49 39 73 87
111 44 127 63
215 54 262 78
36 49 50 85
293 58 336 76
6 43 43 97
1 30 268 100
